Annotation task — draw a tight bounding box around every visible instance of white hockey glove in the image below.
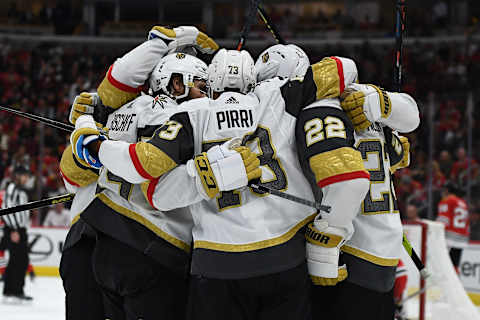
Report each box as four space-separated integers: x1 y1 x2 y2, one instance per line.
340 84 392 132
306 216 349 286
148 26 219 55
186 138 262 199
69 92 101 125
70 115 106 169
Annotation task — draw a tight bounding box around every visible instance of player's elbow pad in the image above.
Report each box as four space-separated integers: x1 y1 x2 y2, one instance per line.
60 144 99 188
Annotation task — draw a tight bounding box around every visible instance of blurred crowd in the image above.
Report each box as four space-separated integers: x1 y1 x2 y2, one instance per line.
2 0 478 38
5 0 83 35
0 35 479 235
0 39 124 225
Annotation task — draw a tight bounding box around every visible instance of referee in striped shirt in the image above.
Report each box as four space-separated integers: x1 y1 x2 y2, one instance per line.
0 164 32 302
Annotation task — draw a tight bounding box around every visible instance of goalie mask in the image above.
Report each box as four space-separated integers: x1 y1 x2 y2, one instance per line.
149 53 208 100
255 44 310 82
208 49 256 96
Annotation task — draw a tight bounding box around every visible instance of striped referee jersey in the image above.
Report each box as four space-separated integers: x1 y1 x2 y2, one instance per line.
1 182 29 229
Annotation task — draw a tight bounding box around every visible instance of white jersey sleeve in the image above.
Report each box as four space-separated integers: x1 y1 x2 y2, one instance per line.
347 83 420 133
97 38 169 109
98 140 146 183
382 92 420 133
143 165 203 211
99 94 179 183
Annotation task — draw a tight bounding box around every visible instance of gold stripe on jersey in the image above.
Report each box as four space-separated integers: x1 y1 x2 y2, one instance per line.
97 76 139 109
311 57 342 100
71 213 81 226
134 142 178 179
342 245 399 266
60 145 99 187
309 147 367 185
97 193 190 252
369 85 392 119
305 223 343 248
194 213 316 252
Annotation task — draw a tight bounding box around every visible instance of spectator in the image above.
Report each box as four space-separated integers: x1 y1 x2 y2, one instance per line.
438 150 453 177
432 160 447 189
405 204 421 223
43 203 70 227
450 147 478 184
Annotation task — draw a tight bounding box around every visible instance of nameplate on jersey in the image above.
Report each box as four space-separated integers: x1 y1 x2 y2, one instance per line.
215 106 254 132
110 113 137 132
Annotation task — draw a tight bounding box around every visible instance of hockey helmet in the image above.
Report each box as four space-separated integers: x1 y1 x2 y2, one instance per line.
149 53 208 100
208 49 256 96
255 44 310 82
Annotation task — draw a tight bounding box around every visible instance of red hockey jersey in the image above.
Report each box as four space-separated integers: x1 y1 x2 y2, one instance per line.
437 195 470 247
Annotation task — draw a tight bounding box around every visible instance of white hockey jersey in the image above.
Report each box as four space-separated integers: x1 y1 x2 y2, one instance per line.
341 84 420 267
98 58 367 278
96 94 193 252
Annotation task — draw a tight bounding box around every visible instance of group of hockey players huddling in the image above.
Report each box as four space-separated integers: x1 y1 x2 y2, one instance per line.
58 25 419 320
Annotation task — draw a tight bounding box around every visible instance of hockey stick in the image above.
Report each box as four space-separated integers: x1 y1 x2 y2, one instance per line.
0 183 329 217
249 183 330 213
399 282 433 305
394 0 406 92
0 193 75 217
0 105 74 132
391 0 430 278
0 110 327 213
236 0 261 50
402 233 430 279
382 0 406 160
257 5 286 45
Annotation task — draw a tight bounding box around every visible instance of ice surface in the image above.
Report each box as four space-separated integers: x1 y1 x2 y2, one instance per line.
0 277 64 320
0 276 479 320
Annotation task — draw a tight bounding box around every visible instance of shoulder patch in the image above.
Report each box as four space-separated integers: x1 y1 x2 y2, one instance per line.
262 52 269 63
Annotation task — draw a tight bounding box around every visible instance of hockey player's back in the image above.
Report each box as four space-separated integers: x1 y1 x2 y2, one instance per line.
172 77 318 279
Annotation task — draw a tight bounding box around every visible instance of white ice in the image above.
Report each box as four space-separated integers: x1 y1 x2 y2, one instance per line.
0 276 64 320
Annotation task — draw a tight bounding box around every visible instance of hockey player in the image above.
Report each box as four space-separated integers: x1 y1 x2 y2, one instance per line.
255 43 310 82
436 181 470 272
312 83 419 320
0 165 32 303
256 45 420 319
73 48 369 319
60 25 219 320
70 53 261 320
254 44 369 288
